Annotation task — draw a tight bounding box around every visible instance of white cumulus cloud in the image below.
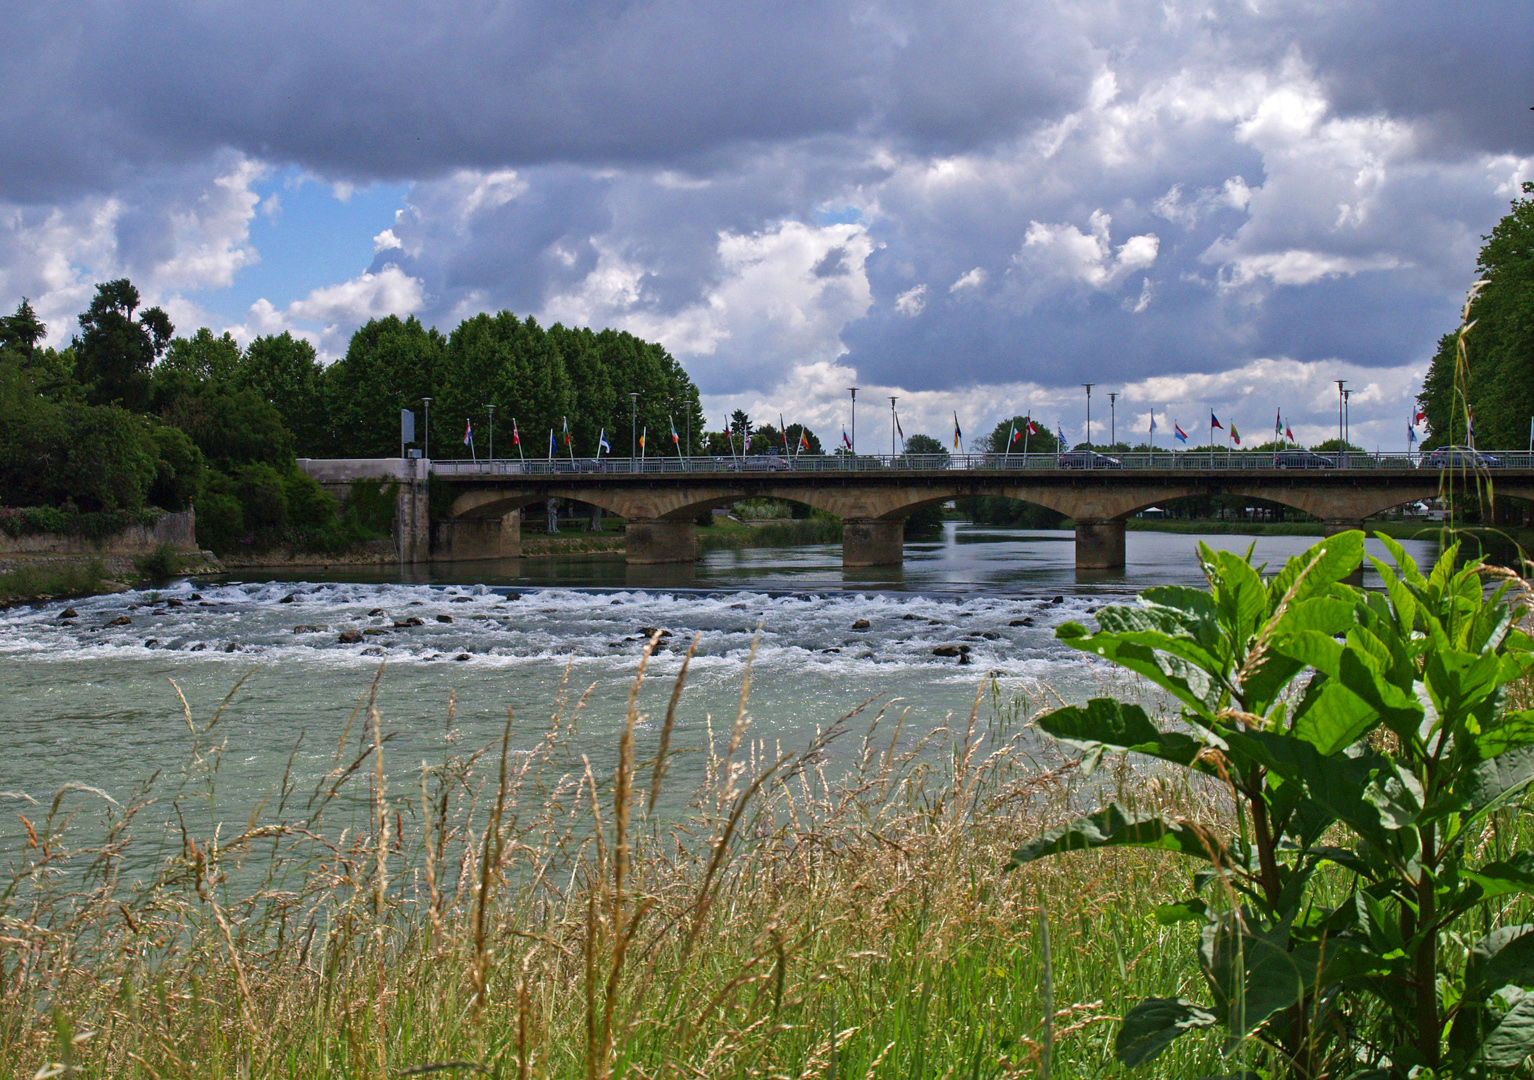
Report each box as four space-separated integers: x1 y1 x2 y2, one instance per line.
1018 210 1159 288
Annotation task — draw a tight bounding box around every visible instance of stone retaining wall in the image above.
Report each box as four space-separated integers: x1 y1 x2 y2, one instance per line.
0 509 198 557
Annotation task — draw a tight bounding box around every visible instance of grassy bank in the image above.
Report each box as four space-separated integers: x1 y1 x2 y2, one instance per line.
0 557 118 604
698 514 843 550
0 658 1230 1079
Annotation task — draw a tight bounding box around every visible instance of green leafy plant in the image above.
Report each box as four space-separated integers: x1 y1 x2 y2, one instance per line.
1010 531 1534 1077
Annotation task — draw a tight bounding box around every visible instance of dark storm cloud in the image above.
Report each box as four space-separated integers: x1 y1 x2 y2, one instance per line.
0 0 1100 201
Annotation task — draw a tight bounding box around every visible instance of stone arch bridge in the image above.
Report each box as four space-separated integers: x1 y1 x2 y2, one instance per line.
300 458 1534 570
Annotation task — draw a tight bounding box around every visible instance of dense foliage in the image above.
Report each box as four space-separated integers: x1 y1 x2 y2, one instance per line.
1015 532 1534 1076
0 279 707 554
1418 182 1534 450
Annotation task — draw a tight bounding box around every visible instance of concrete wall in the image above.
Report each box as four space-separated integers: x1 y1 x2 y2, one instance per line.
0 509 199 557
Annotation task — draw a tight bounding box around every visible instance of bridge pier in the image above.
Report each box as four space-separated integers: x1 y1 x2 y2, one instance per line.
399 469 430 563
842 519 904 567
1075 519 1126 570
433 510 521 561
626 520 697 564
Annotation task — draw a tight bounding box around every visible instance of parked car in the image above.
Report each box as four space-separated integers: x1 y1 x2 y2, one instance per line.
1274 449 1336 469
1057 450 1123 470
1418 446 1504 469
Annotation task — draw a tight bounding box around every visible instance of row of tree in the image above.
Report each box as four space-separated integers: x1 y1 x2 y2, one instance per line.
0 280 708 552
1418 182 1534 450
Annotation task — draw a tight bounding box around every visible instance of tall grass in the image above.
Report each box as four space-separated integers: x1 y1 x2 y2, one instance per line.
1 643 1243 1079
0 557 111 603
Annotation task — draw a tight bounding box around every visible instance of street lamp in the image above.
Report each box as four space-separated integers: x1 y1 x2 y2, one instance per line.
421 397 432 460
849 387 858 456
1083 383 1094 449
890 396 898 457
1335 380 1346 447
1108 392 1117 448
629 393 639 460
486 403 495 460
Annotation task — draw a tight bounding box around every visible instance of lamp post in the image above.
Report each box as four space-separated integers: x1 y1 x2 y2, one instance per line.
1108 391 1117 448
1343 389 1352 450
421 397 432 460
849 387 858 456
1335 380 1346 447
486 403 495 460
629 393 639 460
1083 383 1094 450
890 396 898 457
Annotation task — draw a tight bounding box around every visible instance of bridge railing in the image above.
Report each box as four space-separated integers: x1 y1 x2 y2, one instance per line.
427 450 1534 476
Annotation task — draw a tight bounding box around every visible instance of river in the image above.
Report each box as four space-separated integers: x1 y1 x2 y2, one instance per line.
0 524 1435 854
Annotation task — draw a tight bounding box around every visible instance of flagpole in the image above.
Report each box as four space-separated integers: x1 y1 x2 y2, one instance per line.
514 419 524 466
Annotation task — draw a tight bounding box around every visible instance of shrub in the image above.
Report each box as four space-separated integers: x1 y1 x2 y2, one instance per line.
1012 532 1534 1076
134 543 183 579
194 491 244 552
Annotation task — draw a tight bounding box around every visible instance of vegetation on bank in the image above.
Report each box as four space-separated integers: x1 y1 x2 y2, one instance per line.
0 558 116 603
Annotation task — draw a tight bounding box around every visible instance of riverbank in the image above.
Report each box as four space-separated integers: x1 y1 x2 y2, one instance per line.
0 547 225 606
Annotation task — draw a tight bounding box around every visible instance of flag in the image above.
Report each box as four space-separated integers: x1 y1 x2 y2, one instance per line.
548 428 555 458
598 428 610 454
1057 422 1066 447
672 417 681 445
800 430 811 452
1026 418 1038 435
953 412 963 450
896 413 905 439
561 416 571 447
1174 423 1188 443
1148 411 1157 434
1230 424 1241 446
778 414 788 451
512 418 520 446
1285 424 1294 441
1007 421 1017 448
842 427 852 450
1467 406 1475 444
463 418 473 446
639 428 646 450
1274 408 1282 440
1415 410 1427 424
1210 411 1223 430
1407 422 1417 445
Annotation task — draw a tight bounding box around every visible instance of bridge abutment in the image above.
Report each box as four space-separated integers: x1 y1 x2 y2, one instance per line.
842 519 905 566
1075 519 1126 569
625 520 697 563
399 470 430 563
433 510 521 561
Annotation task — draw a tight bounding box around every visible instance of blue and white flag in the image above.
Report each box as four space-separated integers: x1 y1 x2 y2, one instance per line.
598 428 610 454
1408 421 1417 445
1148 411 1156 434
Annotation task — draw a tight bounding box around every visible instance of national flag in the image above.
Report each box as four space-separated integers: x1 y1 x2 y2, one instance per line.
896 413 905 440
639 428 646 450
1274 408 1282 440
1026 418 1038 436
1210 411 1223 430
1230 424 1241 446
1408 423 1417 445
672 417 681 445
1467 407 1475 444
800 430 811 452
512 418 520 446
953 412 963 450
1174 423 1188 443
1057 422 1066 447
1415 410 1427 424
561 416 571 447
1148 411 1157 434
463 418 473 446
778 414 789 451
548 428 555 458
1007 421 1017 447
598 429 610 454
1285 424 1294 442
842 427 852 450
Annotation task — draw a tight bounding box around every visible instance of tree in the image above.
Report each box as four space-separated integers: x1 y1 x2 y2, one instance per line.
324 315 446 457
439 313 573 459
903 433 948 457
159 328 241 385
74 279 172 411
0 298 45 361
985 415 1058 455
238 332 328 455
786 423 822 454
1418 181 1534 449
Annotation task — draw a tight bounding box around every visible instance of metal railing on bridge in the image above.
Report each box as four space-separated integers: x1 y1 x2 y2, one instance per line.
428 449 1534 477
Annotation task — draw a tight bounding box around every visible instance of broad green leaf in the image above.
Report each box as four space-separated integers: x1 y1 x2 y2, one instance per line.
1290 677 1379 757
1475 710 1534 760
1462 745 1534 815
1115 997 1218 1067
1057 624 1217 719
1224 731 1397 852
1272 596 1357 637
1199 915 1305 1039
1153 897 1209 924
1272 630 1345 676
1479 988 1534 1069
1036 698 1210 768
1267 531 1364 607
1207 547 1269 654
1335 646 1424 740
1466 855 1534 902
1466 925 1534 1001
1375 531 1424 588
1007 804 1222 867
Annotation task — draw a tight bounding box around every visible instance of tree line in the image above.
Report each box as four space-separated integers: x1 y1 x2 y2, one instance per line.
0 280 705 553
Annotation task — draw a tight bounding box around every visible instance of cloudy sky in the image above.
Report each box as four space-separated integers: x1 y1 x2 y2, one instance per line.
2 0 1530 450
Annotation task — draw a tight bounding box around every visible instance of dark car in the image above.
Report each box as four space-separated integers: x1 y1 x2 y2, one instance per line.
1274 449 1336 469
1057 450 1123 470
1418 446 1504 470
727 453 791 472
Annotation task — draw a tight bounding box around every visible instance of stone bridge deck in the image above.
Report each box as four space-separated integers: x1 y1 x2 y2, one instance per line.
299 456 1534 569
